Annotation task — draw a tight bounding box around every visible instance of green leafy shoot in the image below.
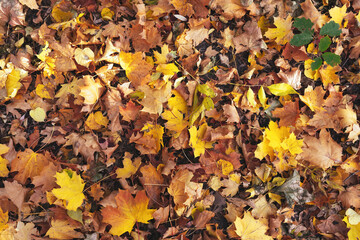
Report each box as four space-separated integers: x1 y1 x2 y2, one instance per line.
290 18 314 47
311 57 323 70
319 21 342 37
318 36 331 52
322 52 341 66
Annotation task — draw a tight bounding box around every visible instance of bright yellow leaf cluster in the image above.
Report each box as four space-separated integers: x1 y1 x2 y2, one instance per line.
255 121 303 172
51 169 85 211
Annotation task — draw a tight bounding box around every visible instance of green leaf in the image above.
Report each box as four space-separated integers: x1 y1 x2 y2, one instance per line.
322 52 341 66
318 36 331 52
67 209 83 224
293 18 313 32
197 84 216 98
267 83 298 96
320 21 341 37
311 57 323 70
290 31 313 47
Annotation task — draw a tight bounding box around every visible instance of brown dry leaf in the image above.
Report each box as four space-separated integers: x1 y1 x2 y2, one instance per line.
11 149 50 184
301 0 329 29
65 133 101 162
0 180 28 210
233 20 266 53
338 185 360 208
272 100 300 127
32 162 59 191
210 0 246 20
0 0 25 26
300 129 343 169
139 82 172 115
153 206 169 228
193 210 215 229
250 195 276 219
140 164 165 206
89 183 104 201
317 214 348 237
14 221 39 240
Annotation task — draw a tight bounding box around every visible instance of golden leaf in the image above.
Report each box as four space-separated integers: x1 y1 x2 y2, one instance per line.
51 169 85 211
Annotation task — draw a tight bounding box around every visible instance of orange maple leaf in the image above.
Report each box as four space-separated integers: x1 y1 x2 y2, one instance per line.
102 190 155 236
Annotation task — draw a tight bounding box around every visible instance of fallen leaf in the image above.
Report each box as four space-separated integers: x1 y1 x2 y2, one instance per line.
101 190 155 236
11 149 49 184
234 211 273 240
264 15 293 45
300 129 343 169
46 219 84 239
51 169 85 211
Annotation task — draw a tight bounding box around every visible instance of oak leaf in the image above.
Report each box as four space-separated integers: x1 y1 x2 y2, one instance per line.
51 169 85 211
234 211 273 240
300 129 342 169
11 149 49 184
101 190 155 236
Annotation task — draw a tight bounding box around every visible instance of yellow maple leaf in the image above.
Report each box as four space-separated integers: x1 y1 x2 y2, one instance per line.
264 15 293 45
319 64 341 88
280 133 303 155
234 211 272 240
102 190 156 236
156 63 179 81
46 219 84 239
51 169 85 211
255 121 303 172
141 123 164 153
189 123 214 157
0 208 8 232
217 159 234 175
116 153 141 179
154 44 170 64
329 4 347 26
85 111 109 130
168 90 188 113
161 108 188 138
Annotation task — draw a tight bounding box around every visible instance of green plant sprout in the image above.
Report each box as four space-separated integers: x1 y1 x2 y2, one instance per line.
290 18 342 71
